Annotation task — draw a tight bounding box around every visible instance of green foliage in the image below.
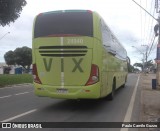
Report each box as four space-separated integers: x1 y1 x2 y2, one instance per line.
0 0 27 26
133 63 143 70
0 74 33 87
3 66 11 74
4 46 32 72
4 50 15 65
14 46 32 70
133 60 154 71
127 63 134 72
145 60 153 67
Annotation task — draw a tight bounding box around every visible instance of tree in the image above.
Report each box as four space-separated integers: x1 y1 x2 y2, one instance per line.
145 60 153 68
133 60 155 73
0 0 27 26
4 46 32 72
14 46 32 72
128 63 134 72
133 63 143 71
4 50 15 65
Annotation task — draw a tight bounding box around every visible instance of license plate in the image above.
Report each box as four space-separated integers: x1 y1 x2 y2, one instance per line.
56 88 68 94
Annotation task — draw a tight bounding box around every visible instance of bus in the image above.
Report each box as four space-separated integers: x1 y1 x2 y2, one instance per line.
32 10 128 100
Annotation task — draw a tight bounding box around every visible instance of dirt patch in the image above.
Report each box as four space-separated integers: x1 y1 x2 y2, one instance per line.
139 74 160 131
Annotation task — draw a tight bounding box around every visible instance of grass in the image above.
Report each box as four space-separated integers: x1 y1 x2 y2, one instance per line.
0 74 33 87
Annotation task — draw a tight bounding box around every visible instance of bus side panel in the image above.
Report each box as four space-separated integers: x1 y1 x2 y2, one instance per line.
101 48 115 97
101 47 128 98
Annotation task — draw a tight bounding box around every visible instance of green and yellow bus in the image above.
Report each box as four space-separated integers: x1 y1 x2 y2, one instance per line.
32 10 128 100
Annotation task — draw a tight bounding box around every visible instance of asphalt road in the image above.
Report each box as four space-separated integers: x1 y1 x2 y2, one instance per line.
0 73 141 131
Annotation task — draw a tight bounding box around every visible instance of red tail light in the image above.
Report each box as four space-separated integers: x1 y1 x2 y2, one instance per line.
32 64 42 84
85 64 99 86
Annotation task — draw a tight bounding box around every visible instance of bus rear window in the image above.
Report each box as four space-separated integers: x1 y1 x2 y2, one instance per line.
34 11 93 38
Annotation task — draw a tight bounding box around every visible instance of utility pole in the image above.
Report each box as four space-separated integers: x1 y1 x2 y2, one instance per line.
132 0 160 88
155 0 160 88
156 17 160 88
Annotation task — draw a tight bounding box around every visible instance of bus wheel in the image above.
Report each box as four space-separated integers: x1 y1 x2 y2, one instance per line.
108 79 116 100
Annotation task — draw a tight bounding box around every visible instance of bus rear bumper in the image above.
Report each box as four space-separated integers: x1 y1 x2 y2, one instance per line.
33 82 101 99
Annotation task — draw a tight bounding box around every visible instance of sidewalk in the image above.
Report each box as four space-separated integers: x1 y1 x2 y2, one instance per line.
140 73 160 131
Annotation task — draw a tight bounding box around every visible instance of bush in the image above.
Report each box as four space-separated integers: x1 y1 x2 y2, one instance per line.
0 74 33 87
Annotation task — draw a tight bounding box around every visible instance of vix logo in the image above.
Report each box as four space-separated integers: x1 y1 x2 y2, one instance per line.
72 58 83 72
43 58 84 72
43 58 53 72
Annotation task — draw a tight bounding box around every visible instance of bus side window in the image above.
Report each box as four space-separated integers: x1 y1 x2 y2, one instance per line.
110 35 116 53
101 20 111 48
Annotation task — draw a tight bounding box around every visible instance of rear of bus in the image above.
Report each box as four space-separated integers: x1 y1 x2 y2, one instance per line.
32 10 102 99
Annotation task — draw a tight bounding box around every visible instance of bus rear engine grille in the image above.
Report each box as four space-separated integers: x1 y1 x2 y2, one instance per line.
39 46 88 57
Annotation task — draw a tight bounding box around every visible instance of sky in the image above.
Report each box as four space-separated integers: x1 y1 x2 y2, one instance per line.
0 0 158 65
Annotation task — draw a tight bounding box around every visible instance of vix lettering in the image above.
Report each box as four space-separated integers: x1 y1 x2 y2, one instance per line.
43 58 84 72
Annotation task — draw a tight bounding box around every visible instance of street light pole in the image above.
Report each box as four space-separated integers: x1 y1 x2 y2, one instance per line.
0 32 10 41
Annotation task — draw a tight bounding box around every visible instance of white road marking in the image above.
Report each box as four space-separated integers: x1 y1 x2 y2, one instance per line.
0 92 31 99
0 84 33 90
14 92 29 96
120 75 140 131
1 109 37 122
0 87 13 90
0 95 12 99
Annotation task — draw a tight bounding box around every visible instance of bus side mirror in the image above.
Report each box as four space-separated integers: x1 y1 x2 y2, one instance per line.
127 56 130 64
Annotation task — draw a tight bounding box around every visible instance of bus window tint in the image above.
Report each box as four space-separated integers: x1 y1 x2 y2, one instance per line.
101 19 127 60
34 11 93 38
101 20 112 47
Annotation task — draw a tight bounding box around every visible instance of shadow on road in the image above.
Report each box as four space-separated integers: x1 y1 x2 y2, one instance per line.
40 85 126 113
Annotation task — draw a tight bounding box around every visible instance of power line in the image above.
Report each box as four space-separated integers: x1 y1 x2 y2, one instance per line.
147 7 156 47
131 0 157 65
146 0 155 46
152 39 158 51
131 0 157 21
147 35 156 57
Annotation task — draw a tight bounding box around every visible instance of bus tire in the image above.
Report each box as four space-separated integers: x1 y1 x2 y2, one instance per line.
108 78 116 100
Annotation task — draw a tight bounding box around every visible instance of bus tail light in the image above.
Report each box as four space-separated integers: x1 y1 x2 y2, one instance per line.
85 64 99 86
32 64 42 84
